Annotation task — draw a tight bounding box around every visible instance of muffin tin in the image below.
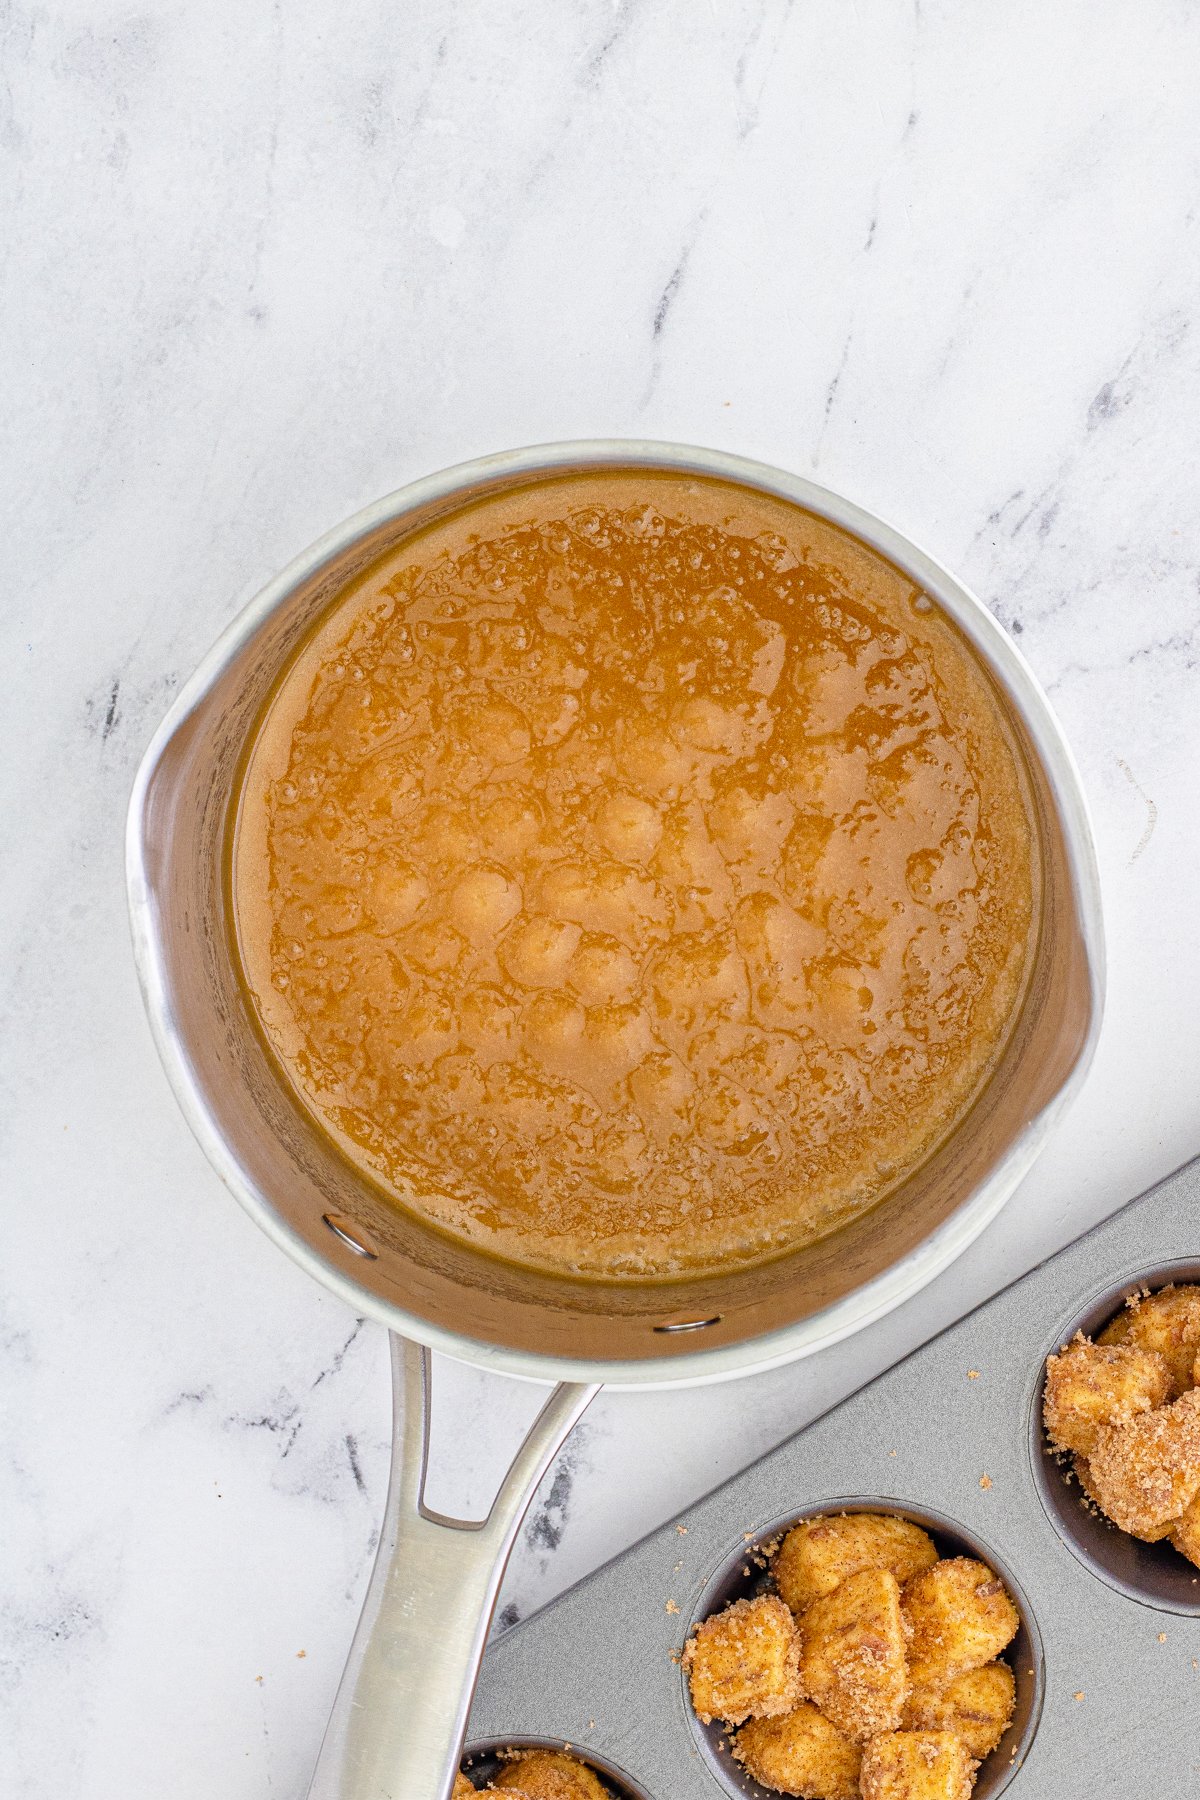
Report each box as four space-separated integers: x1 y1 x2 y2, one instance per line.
466 1154 1200 1796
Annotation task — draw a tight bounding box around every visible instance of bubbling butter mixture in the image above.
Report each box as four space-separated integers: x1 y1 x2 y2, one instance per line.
233 473 1036 1279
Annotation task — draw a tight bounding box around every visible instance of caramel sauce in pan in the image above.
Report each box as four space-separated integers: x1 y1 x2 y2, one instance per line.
233 473 1037 1280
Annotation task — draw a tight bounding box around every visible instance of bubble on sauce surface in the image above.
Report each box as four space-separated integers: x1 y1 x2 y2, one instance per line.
593 791 664 864
241 483 1036 1279
500 915 582 989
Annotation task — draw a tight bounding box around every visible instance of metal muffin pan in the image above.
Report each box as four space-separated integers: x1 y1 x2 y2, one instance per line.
467 1154 1200 1797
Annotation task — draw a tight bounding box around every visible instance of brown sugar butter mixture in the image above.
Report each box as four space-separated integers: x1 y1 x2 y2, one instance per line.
233 472 1037 1280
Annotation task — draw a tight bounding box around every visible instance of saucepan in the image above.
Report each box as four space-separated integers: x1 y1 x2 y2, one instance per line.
125 441 1104 1800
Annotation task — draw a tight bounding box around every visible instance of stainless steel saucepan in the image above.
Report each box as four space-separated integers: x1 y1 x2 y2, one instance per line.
126 441 1103 1800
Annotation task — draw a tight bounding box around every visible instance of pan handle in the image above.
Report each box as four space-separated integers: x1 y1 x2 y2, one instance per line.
306 1333 597 1800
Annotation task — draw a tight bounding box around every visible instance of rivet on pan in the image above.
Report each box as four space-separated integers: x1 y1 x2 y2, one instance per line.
654 1315 722 1333
322 1213 379 1260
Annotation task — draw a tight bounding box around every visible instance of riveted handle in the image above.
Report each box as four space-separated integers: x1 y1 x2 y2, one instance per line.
306 1334 597 1800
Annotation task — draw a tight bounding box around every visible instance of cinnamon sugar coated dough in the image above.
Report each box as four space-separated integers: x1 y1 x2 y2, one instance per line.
1098 1285 1200 1395
1042 1338 1172 1457
491 1749 610 1798
860 1731 977 1800
902 1662 1015 1761
1172 1489 1200 1562
734 1701 862 1800
774 1512 938 1614
1043 1285 1200 1567
234 472 1037 1278
1086 1388 1200 1539
901 1559 1018 1691
799 1569 909 1743
683 1593 801 1725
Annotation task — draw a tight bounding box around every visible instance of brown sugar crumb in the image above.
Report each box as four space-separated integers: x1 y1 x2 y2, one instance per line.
979 1475 992 1490
665 1599 680 1615
296 1649 307 1659
1158 1632 1167 1642
799 1568 910 1743
676 1525 688 1535
734 1702 862 1800
1071 1452 1108 1517
1087 1389 1200 1539
902 1559 1018 1690
1074 1691 1085 1702
967 1370 980 1380
682 1593 801 1726
860 1729 977 1799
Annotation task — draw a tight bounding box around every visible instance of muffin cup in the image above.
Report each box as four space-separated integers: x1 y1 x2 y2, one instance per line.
459 1735 653 1798
681 1497 1043 1800
1029 1258 1200 1615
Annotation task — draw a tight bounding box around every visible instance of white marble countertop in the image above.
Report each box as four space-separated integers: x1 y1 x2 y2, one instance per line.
5 4 1200 1795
